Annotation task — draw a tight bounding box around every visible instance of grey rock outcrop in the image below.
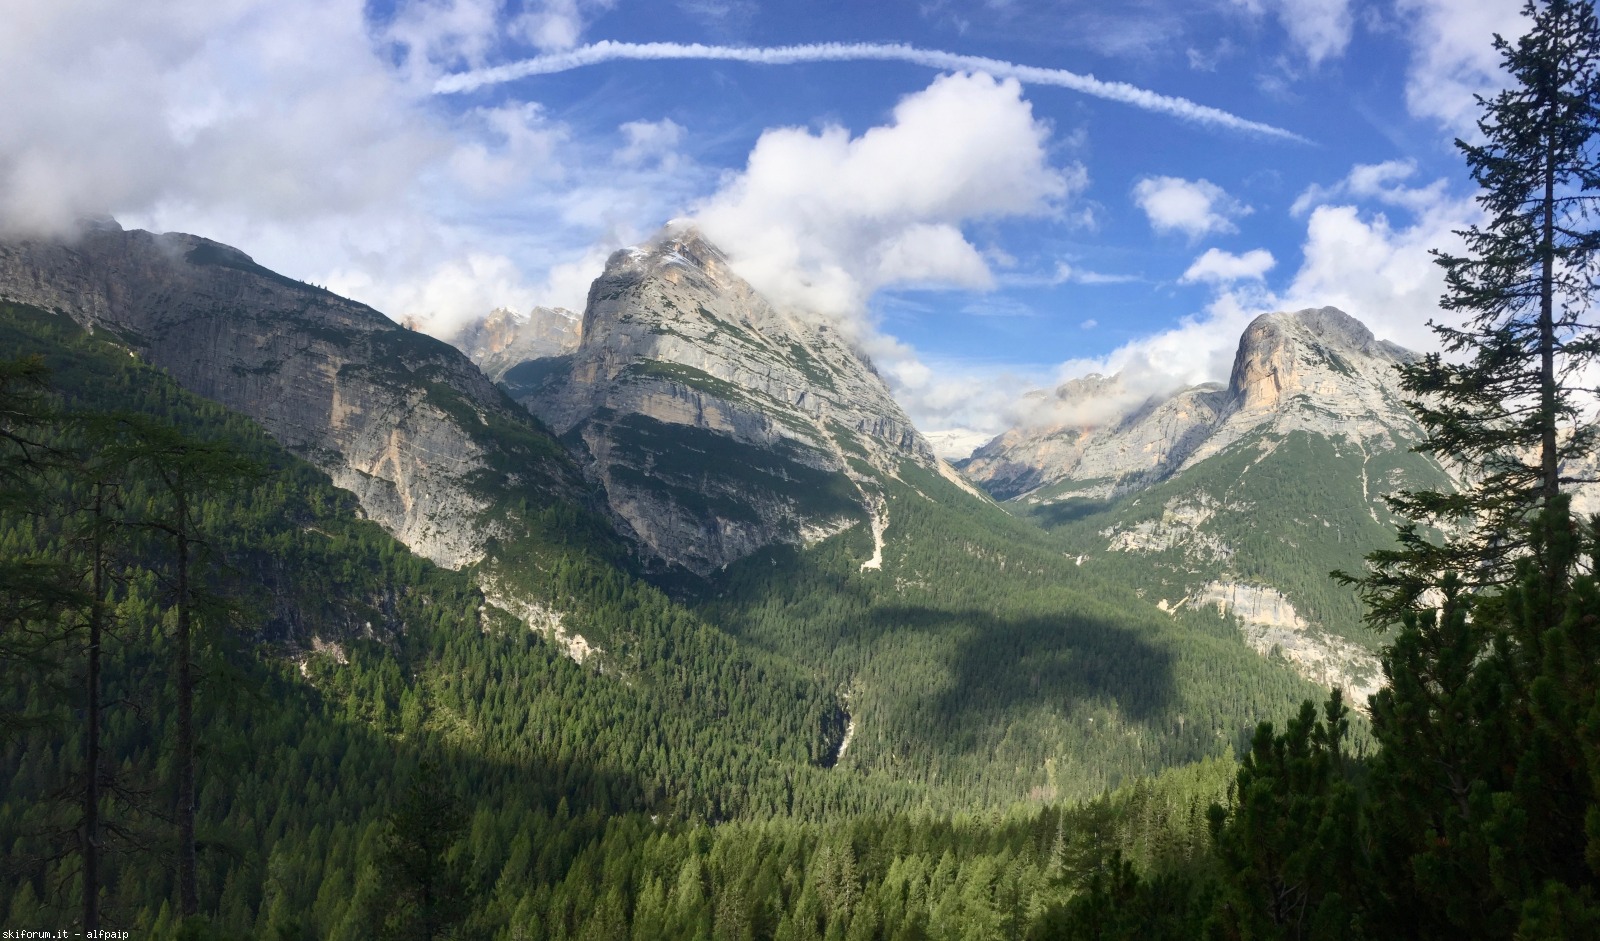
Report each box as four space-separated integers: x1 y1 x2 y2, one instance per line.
962 307 1432 702
447 305 581 382
963 307 1421 501
0 221 583 569
964 378 1230 501
503 225 948 575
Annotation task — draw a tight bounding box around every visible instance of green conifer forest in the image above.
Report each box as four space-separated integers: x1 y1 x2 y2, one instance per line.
6 3 1600 937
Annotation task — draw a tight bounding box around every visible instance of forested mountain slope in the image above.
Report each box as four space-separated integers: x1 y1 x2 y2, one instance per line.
0 302 938 935
0 219 584 572
1 230 1335 938
962 308 1453 700
685 453 1332 806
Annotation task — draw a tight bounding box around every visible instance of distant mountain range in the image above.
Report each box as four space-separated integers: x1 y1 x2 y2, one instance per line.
958 306 1452 701
0 219 1407 793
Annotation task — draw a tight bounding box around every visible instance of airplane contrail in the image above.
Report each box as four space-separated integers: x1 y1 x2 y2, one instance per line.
433 40 1308 144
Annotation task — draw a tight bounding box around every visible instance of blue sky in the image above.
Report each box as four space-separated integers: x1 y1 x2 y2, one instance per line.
0 0 1529 452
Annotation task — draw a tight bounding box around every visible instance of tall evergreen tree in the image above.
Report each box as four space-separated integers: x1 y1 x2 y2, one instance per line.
1359 499 1600 938
0 356 79 737
73 472 117 933
118 415 261 920
1355 0 1600 620
367 762 478 941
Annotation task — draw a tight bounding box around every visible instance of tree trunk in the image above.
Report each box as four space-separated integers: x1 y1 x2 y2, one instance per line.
176 487 197 918
1541 122 1560 502
82 482 105 932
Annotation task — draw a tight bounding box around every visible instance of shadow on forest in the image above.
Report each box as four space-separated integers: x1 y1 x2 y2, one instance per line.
867 604 1177 731
1022 498 1118 531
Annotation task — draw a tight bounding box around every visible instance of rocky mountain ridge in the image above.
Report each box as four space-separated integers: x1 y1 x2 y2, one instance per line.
0 220 584 570
962 307 1421 503
446 305 581 382
498 225 967 575
962 307 1437 705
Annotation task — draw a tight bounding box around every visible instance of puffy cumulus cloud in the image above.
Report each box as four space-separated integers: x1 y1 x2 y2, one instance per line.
614 119 686 170
1020 162 1479 434
1283 202 1473 353
1132 176 1250 240
312 227 619 337
329 251 539 333
0 0 445 237
383 0 504 83
1290 159 1449 216
693 72 1080 323
1233 0 1354 65
1045 286 1272 425
513 0 617 54
448 102 569 195
1397 0 1528 134
535 243 623 313
1 0 712 341
874 224 994 289
1283 159 1477 352
1181 247 1276 284
856 331 1050 457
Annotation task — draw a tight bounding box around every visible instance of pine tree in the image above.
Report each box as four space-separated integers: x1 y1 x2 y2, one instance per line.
0 356 79 737
367 763 479 940
1205 692 1364 940
1355 0 1600 621
1362 499 1600 937
116 415 261 919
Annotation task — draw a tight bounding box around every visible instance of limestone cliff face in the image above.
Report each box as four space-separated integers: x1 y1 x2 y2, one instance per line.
1197 306 1418 461
505 226 945 575
963 307 1420 501
449 306 581 382
964 379 1230 501
964 307 1430 702
0 221 582 568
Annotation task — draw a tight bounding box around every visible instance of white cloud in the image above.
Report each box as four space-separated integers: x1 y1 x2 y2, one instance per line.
448 102 568 195
1049 287 1270 419
1283 201 1474 353
1291 159 1449 216
614 118 686 170
1132 176 1250 240
1181 247 1275 284
1050 261 1138 285
1232 0 1354 66
0 0 719 340
876 224 995 289
1281 160 1478 352
693 71 1079 322
859 330 1050 450
1397 0 1528 134
329 251 537 331
1029 163 1479 431
511 0 617 54
536 243 620 312
0 0 445 237
1278 0 1354 65
384 0 504 83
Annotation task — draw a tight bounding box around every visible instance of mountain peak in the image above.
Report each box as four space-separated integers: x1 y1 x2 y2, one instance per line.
963 305 1423 502
1243 306 1408 360
513 224 942 575
447 305 581 382
600 223 735 290
1229 306 1411 413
